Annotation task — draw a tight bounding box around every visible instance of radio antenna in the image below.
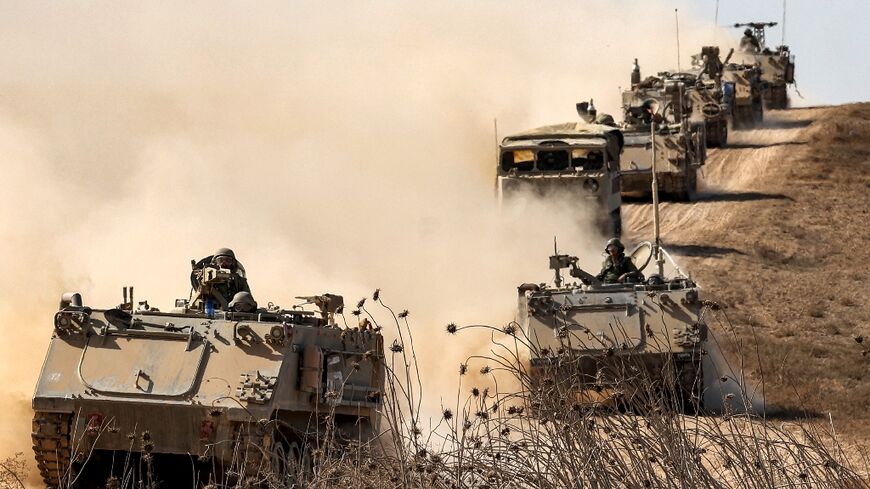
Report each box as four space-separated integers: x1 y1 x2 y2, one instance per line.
781 0 787 44
713 0 720 43
675 9 682 72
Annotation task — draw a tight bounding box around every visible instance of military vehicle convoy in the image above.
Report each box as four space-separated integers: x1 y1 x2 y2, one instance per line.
498 121 625 237
734 22 796 110
607 61 706 201
517 242 707 411
32 258 383 487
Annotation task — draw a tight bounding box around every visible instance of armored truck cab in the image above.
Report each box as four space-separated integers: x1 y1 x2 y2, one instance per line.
32 289 383 487
498 122 624 237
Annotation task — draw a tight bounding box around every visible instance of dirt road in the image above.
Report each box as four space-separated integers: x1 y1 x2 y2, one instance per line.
625 104 870 443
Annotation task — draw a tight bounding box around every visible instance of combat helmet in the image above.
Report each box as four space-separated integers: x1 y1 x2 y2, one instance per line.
604 238 625 253
214 248 236 260
228 291 257 312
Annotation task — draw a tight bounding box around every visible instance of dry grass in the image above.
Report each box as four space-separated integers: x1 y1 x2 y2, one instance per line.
53 295 870 488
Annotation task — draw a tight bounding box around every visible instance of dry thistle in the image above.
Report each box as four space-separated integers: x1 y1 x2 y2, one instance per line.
442 409 453 421
357 298 366 308
446 323 458 334
372 289 380 301
479 366 491 374
352 309 361 316
471 387 480 397
503 323 517 335
459 363 468 375
398 309 409 318
475 411 489 420
390 340 404 353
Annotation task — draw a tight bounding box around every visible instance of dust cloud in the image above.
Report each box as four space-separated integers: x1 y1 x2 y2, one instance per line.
0 0 728 466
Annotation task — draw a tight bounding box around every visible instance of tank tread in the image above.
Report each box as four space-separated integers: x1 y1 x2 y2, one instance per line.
32 412 73 489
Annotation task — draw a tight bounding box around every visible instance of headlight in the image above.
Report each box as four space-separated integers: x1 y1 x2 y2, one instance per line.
513 149 534 163
583 178 599 193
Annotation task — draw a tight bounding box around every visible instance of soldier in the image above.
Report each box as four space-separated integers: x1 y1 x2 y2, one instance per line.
191 247 254 310
739 28 760 53
210 248 252 304
596 238 643 284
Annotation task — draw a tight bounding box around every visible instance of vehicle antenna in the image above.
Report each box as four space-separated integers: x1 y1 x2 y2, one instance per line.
675 9 682 72
713 0 719 44
650 121 664 277
553 236 563 288
493 118 499 198
781 0 787 45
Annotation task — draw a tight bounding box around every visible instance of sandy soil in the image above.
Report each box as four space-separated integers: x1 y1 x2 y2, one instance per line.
624 104 870 449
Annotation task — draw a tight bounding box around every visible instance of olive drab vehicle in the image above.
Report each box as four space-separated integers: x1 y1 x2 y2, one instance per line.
611 61 706 201
734 22 795 110
517 240 707 412
687 46 736 147
722 61 765 129
32 256 384 487
498 119 625 237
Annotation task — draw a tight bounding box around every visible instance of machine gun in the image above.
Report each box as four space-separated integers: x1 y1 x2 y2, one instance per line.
295 294 344 325
734 22 777 50
549 240 601 288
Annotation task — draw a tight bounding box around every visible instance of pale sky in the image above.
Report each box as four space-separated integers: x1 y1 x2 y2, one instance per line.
677 0 870 105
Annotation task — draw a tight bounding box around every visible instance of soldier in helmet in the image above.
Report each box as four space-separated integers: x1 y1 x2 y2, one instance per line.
191 247 254 310
210 248 251 304
739 28 760 53
596 238 643 284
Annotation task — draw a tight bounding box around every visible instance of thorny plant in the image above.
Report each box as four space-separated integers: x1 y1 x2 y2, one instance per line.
44 294 868 488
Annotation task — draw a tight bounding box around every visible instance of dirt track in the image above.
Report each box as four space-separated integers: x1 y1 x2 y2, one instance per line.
625 104 870 444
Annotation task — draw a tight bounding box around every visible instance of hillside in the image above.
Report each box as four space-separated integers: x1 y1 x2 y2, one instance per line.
625 104 870 442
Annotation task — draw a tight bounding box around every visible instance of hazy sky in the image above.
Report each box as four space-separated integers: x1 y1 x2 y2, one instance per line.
676 0 870 105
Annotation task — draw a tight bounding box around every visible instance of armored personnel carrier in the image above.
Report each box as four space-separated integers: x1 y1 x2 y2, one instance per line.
517 242 706 411
612 62 706 201
498 120 625 237
722 61 764 129
686 46 736 147
734 22 795 110
32 257 384 487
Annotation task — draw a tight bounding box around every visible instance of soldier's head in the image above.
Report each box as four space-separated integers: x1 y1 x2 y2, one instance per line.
214 248 236 270
744 28 753 37
228 291 257 313
605 238 624 257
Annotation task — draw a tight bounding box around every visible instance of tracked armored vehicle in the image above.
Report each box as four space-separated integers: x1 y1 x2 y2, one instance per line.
32 259 383 487
734 22 795 110
687 46 736 147
498 121 625 237
722 62 764 129
517 242 706 411
612 62 706 200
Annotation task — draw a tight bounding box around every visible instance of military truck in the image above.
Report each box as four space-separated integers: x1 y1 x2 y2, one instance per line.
32 261 384 487
734 22 795 110
612 64 706 201
722 61 764 129
517 242 706 411
498 121 625 237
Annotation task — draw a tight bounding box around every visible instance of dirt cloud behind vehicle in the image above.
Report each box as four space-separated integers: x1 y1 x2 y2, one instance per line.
0 1 723 473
